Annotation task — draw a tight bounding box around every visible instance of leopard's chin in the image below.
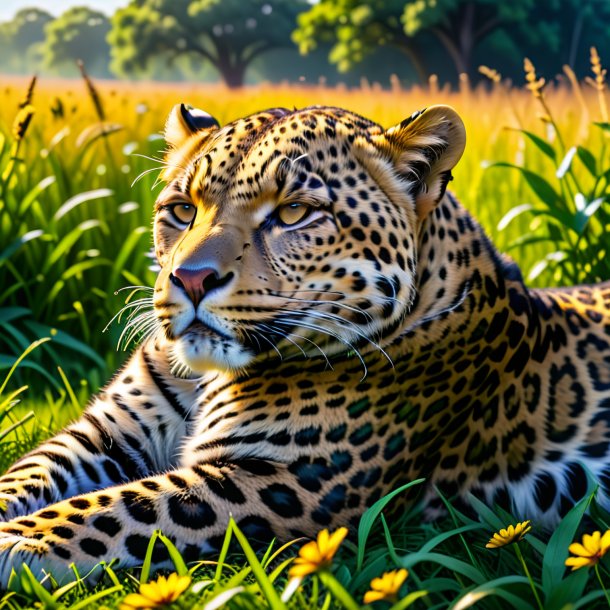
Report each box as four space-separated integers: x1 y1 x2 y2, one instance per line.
167 321 254 375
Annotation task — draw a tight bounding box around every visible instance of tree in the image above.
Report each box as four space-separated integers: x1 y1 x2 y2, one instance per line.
292 0 430 83
109 0 307 88
42 7 111 77
0 8 53 73
505 0 610 76
402 0 535 77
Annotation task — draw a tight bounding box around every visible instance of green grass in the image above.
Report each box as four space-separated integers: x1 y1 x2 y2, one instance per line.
3 383 610 609
1 59 610 608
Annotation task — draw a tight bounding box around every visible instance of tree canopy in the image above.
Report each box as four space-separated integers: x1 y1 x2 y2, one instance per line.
402 0 535 76
109 0 307 87
42 7 111 77
293 0 610 81
0 0 607 86
293 0 430 82
0 8 52 74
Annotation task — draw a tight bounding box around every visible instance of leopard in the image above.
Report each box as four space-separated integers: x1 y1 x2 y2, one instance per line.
1 102 610 586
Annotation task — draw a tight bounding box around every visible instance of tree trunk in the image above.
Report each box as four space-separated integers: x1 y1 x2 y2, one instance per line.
457 1 475 78
431 26 467 77
390 30 429 83
220 63 246 88
215 49 246 88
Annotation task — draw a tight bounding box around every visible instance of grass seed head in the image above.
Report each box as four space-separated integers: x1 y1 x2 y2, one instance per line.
524 58 545 99
18 75 37 109
77 59 106 121
479 65 502 84
586 47 607 92
12 105 35 141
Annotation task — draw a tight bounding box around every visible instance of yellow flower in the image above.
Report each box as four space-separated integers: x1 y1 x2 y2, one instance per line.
288 527 348 578
486 520 532 549
119 573 191 610
363 568 408 604
565 530 610 571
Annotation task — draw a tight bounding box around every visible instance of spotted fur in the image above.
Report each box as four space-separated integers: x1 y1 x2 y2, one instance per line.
1 104 609 585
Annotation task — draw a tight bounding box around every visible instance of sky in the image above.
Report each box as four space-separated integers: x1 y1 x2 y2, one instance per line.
0 0 129 21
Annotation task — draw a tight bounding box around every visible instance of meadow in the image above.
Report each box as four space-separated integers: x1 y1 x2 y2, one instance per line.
0 56 609 609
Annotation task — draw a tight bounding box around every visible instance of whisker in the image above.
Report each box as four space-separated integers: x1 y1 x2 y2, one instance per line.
104 298 154 332
277 308 394 369
249 329 284 361
267 294 375 323
260 322 333 370
274 317 368 380
131 166 165 187
117 310 157 350
258 323 307 359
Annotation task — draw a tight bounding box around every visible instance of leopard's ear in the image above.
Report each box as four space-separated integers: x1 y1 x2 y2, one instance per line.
164 104 220 149
379 105 465 220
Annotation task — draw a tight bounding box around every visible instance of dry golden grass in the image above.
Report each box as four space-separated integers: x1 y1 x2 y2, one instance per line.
0 71 605 273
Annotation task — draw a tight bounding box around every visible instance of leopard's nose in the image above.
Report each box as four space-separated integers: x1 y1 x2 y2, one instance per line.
170 267 234 306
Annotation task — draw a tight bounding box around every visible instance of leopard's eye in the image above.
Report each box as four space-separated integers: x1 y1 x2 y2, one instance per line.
277 203 310 227
168 203 196 225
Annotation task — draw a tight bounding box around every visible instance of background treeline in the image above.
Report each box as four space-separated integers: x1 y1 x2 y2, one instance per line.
1 0 609 87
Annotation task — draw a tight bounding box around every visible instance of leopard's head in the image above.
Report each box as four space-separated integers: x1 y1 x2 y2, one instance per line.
152 104 465 375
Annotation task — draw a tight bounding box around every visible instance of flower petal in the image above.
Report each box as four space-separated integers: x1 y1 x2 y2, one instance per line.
288 562 317 579
364 590 386 604
139 583 165 603
120 593 158 609
582 532 601 554
601 530 610 555
298 540 323 563
569 542 594 557
565 556 596 570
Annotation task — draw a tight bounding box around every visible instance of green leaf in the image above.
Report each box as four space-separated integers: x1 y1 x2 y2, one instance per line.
511 128 556 161
24 320 105 369
419 524 482 554
466 492 506 531
576 146 597 176
556 146 577 179
574 196 606 235
571 589 607 609
75 122 123 149
229 517 286 610
593 122 610 132
0 307 30 325
66 585 122 610
543 568 589 610
497 203 535 231
450 576 535 610
140 529 160 584
53 188 114 221
45 219 103 269
0 337 51 396
388 590 429 610
489 162 562 209
357 479 425 570
157 531 189 576
0 230 44 264
542 489 596 597
19 175 56 217
19 564 64 609
398 552 485 585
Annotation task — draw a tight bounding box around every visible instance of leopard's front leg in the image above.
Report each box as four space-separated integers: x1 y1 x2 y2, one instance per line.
0 458 335 586
0 344 196 521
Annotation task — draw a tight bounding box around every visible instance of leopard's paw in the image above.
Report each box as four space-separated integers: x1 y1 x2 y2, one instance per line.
0 527 73 589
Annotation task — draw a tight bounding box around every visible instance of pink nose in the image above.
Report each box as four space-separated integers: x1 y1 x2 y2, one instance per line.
170 267 219 306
